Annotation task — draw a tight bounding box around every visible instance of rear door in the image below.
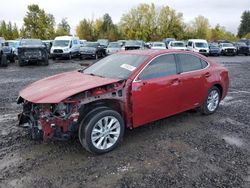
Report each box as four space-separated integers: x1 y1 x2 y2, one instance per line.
131 54 182 127
176 53 210 110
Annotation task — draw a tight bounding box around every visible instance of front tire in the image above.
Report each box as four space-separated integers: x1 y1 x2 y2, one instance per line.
79 108 124 154
200 86 220 115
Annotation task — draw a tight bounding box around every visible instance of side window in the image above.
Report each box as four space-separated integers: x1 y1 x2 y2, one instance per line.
73 40 77 45
140 54 177 80
201 59 208 68
188 41 192 47
178 54 203 72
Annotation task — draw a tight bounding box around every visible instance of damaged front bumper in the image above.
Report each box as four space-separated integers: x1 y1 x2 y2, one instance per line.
17 98 80 141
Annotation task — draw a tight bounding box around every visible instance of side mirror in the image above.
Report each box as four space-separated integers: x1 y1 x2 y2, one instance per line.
69 44 72 48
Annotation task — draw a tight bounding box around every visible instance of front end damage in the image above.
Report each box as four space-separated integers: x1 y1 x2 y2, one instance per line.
17 80 127 141
17 99 80 141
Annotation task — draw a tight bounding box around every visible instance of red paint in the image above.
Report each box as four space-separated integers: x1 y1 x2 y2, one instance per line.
19 71 120 103
18 50 229 140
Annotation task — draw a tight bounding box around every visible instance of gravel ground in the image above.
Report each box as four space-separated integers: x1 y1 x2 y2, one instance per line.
0 56 250 188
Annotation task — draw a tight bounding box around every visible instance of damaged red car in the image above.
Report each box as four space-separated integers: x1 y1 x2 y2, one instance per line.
17 50 229 154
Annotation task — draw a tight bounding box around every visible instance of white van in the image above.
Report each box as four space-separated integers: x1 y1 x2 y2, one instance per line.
51 36 80 60
187 39 209 56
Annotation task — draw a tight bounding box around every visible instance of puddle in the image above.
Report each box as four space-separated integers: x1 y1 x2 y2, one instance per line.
222 135 244 147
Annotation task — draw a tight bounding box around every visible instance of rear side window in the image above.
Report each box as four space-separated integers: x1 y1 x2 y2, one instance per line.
178 54 204 72
201 59 208 68
140 54 177 80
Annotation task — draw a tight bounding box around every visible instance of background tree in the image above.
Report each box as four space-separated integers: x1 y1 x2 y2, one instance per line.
76 19 95 40
157 6 184 40
56 18 71 36
0 21 7 39
119 3 184 41
238 10 250 38
244 32 250 39
23 4 56 39
191 15 210 39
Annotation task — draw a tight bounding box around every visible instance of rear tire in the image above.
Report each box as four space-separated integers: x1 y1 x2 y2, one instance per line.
200 86 220 115
79 108 124 154
0 54 8 67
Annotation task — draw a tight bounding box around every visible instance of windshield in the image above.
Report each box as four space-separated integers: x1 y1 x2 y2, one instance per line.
108 43 121 48
20 39 42 46
238 42 247 46
173 42 185 47
83 42 98 48
6 42 16 47
222 43 234 47
153 43 165 47
195 42 208 48
53 40 70 47
84 54 148 79
97 40 108 46
125 40 142 46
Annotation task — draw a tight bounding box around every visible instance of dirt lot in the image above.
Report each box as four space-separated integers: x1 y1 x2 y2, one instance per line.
0 56 250 188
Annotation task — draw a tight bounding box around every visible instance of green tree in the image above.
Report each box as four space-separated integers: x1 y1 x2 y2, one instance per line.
12 23 19 39
238 10 250 38
119 3 184 41
56 18 71 36
0 21 7 39
23 4 55 39
244 32 250 39
76 19 95 40
157 6 184 40
191 15 210 39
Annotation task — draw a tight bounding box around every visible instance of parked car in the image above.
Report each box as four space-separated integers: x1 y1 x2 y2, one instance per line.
17 50 229 154
80 40 87 46
117 40 126 47
97 39 109 50
17 39 48 66
162 38 175 48
219 43 236 56
235 42 249 56
6 40 20 60
51 36 80 60
187 39 209 56
0 40 7 67
106 42 122 55
124 40 145 50
151 42 166 50
209 43 221 56
239 39 250 47
168 41 187 50
2 42 15 62
42 40 53 58
79 42 106 59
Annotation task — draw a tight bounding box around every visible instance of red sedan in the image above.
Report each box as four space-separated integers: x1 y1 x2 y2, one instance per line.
17 50 229 154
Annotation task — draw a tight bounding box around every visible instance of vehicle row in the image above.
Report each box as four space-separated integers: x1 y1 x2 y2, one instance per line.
1 36 249 67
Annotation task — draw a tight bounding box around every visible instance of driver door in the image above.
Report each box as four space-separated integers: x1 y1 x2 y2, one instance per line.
131 54 181 127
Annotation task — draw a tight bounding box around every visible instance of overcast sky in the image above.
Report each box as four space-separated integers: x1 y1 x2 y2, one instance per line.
0 0 249 35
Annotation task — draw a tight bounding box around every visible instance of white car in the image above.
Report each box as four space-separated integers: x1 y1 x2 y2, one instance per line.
219 43 236 56
51 36 80 60
168 41 187 50
106 42 122 55
151 42 166 50
187 39 209 56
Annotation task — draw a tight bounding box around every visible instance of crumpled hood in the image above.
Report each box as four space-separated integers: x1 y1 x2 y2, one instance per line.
19 71 120 103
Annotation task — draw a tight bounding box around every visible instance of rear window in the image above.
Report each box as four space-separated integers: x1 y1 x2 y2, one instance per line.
178 54 204 72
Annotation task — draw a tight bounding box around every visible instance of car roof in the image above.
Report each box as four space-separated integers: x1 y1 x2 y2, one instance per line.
117 49 204 58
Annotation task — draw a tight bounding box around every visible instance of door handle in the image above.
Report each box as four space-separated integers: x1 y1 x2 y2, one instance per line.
204 72 211 78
